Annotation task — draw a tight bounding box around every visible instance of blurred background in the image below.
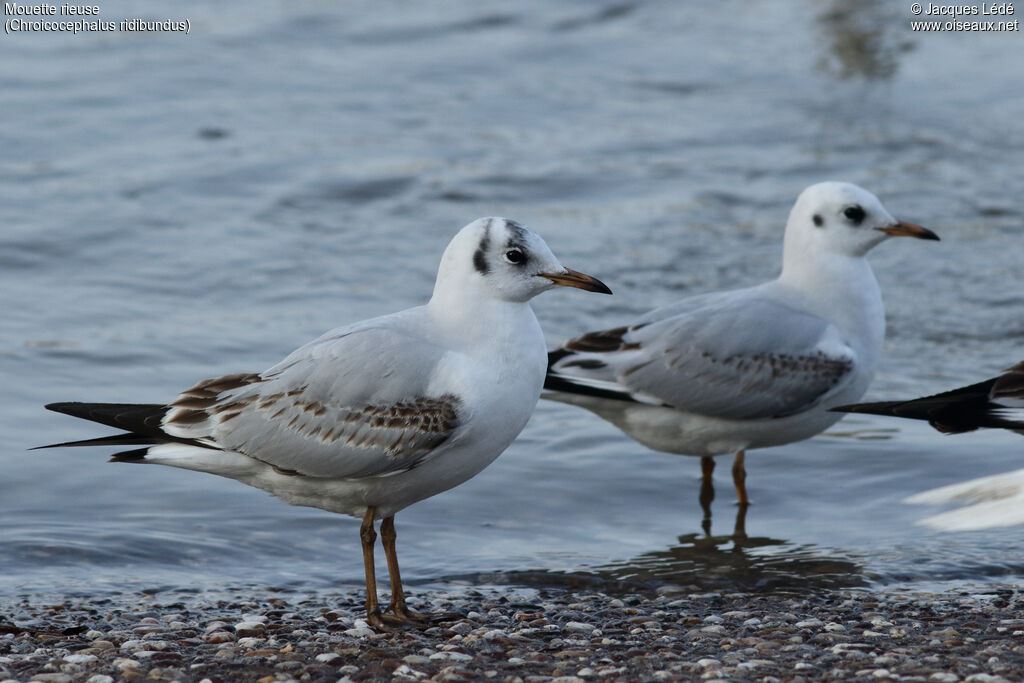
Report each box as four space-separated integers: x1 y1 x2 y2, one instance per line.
2 0 1022 600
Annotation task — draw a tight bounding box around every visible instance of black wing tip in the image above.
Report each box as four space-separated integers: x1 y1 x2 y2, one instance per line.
44 402 86 414
547 347 573 370
109 448 151 462
830 401 902 415
543 372 640 404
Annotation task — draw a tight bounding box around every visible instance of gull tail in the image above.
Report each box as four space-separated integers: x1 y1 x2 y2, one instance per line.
34 402 211 454
832 377 1024 434
544 350 635 403
543 349 666 406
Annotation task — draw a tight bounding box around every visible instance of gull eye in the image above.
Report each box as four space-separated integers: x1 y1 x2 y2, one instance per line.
843 205 866 224
504 248 526 265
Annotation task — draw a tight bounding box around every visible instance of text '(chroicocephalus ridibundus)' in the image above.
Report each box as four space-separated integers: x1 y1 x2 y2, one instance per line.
544 182 938 508
834 362 1024 435
38 217 611 629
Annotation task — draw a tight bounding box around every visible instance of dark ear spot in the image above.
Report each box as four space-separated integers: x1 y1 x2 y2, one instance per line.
473 220 493 275
473 249 489 275
813 214 824 227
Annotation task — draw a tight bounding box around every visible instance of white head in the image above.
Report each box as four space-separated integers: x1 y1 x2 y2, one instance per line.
432 217 611 304
782 182 938 266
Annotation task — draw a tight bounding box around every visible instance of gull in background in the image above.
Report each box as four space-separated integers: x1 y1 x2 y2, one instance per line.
905 466 1024 531
834 362 1024 435
545 182 938 508
38 217 611 629
836 362 1024 531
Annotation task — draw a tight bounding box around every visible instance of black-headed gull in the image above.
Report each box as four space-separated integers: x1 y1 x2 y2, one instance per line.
545 182 938 506
834 362 1024 434
39 217 611 629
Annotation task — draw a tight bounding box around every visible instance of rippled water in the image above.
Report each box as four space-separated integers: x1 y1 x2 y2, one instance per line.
3 0 1024 601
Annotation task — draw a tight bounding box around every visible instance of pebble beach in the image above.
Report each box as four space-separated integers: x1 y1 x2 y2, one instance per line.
2 583 1022 682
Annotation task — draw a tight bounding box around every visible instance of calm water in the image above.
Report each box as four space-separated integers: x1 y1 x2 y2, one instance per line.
3 0 1024 600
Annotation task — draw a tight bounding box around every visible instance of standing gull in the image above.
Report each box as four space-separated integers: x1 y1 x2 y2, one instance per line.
545 182 938 507
834 362 1024 434
38 217 611 629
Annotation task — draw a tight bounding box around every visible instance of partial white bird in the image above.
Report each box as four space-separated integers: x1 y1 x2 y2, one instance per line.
545 182 938 506
38 217 610 629
834 362 1024 434
906 466 1024 531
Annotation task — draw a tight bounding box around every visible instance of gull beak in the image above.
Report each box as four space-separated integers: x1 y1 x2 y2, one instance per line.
875 220 940 241
540 268 612 295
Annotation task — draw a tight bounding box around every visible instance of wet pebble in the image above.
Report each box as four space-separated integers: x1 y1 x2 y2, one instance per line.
0 585 1021 681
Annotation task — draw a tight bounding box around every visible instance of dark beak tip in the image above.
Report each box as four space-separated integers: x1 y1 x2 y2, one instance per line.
543 269 613 295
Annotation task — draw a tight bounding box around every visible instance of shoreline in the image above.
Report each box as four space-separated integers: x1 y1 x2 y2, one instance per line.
2 583 1022 682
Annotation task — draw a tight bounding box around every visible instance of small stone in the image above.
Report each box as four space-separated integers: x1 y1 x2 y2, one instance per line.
429 651 472 662
235 622 265 637
86 676 114 683
113 658 141 670
315 653 343 664
564 621 595 633
796 619 823 628
393 664 427 680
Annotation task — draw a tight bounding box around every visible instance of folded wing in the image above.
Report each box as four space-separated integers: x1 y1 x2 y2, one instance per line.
548 296 856 420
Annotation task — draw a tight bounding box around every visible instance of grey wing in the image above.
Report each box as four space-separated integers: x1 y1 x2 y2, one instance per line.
552 296 856 419
161 320 464 478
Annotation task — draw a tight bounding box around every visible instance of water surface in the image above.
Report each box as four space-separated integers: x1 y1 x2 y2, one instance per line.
2 0 1023 600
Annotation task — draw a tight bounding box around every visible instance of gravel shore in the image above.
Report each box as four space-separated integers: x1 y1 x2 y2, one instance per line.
2 583 1022 682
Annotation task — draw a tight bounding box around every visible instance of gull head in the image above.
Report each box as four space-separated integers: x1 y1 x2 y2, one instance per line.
785 182 939 261
434 217 611 304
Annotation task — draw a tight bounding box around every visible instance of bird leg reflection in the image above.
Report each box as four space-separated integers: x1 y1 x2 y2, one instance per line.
733 497 749 540
700 456 715 536
732 450 750 506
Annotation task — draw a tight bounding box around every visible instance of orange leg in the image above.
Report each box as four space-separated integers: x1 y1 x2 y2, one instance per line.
381 516 429 625
359 506 385 629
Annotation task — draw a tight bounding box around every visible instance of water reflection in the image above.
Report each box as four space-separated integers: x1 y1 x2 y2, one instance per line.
455 505 866 595
815 0 912 80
